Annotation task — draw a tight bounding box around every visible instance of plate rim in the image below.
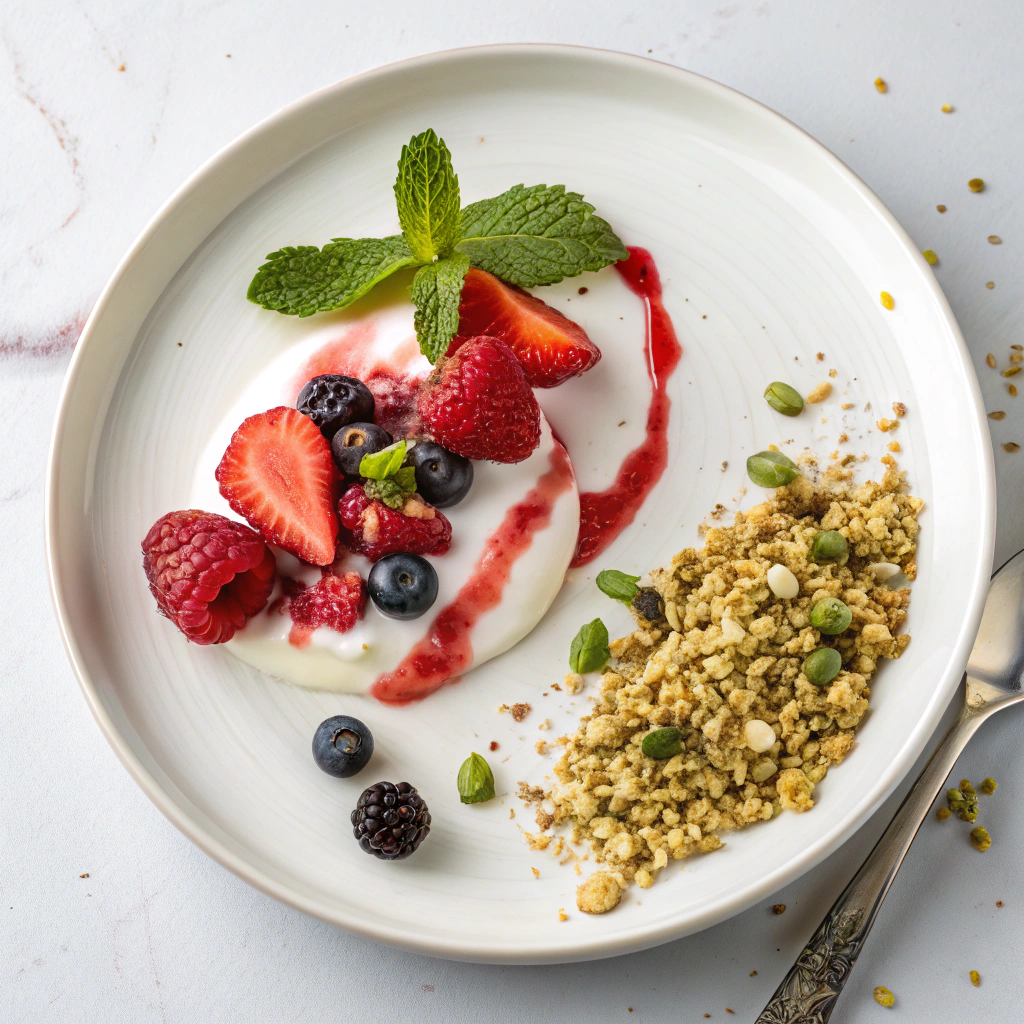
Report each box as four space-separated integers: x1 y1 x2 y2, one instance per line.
45 42 996 963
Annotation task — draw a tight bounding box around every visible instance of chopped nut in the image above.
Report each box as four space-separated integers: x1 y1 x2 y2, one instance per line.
887 441 901 453
873 77 887 93
988 235 1002 245
880 291 895 310
841 402 854 410
531 867 540 878
500 702 532 722
1003 367 1020 378
989 411 1006 420
936 806 951 821
987 354 998 369
1003 442 1020 453
970 970 980 987
772 904 786 915
1011 385 1018 397
892 402 906 417
937 204 947 212
987 281 996 289
941 103 953 113
980 777 997 795
535 739 549 755
969 178 985 193
806 381 833 404
970 826 991 852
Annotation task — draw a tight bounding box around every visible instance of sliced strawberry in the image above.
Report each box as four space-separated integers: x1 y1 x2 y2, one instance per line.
216 406 338 565
449 268 601 388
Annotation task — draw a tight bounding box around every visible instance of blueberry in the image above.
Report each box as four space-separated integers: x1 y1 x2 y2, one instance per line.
331 422 393 476
297 375 374 439
312 715 374 778
408 441 473 508
367 553 438 620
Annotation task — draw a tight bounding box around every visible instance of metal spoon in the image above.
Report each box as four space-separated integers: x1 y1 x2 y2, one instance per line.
756 548 1024 1023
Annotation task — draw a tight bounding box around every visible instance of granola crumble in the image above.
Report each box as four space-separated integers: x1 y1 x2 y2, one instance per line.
548 469 920 892
500 702 532 722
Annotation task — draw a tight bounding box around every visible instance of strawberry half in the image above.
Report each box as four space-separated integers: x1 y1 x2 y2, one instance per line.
449 268 601 388
216 406 338 566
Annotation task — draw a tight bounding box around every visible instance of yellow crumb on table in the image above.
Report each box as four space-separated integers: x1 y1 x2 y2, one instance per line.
874 986 895 1008
922 249 938 265
531 867 540 879
937 204 947 212
880 291 894 310
970 969 981 987
986 281 995 289
969 178 985 193
989 235 1002 245
941 103 953 113
874 77 887 93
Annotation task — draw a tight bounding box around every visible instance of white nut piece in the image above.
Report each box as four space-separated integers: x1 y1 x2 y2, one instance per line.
744 719 777 753
868 561 901 581
767 563 800 599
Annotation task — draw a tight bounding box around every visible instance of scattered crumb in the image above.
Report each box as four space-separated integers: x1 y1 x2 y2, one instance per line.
806 381 833 403
721 460 728 471
892 402 906 417
989 411 1006 421
874 986 896 1008
118 63 125 72
518 781 546 804
726 1010 735 1016
559 908 568 922
535 739 550 755
564 671 584 694
79 873 89 879
988 235 1002 245
536 807 555 831
772 904 787 915
500 702 532 722
531 867 540 878
987 281 995 289
838 433 849 444
937 204 947 212
422 984 434 992
876 417 898 432
574 862 582 875
750 971 758 977
922 249 938 265
880 291 894 310
987 353 998 369
816 352 825 361
937 806 951 821
968 178 985 193
1003 442 1020 453
970 969 981 987
578 286 589 295
538 718 551 731
552 681 562 691
576 871 624 914
887 441 901 453
828 368 837 378
1003 367 1020 378
490 740 499 751
997 900 1003 907
1011 385 1018 397
509 808 515 819
841 402 854 410
874 77 887 93
941 103 953 113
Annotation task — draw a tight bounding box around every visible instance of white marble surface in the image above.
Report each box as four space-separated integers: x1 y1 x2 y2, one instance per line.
5 1 1023 1020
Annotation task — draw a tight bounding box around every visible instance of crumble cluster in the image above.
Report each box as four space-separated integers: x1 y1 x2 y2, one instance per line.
552 467 922 905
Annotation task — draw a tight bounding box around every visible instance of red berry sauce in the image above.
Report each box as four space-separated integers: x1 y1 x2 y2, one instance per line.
371 442 575 704
570 247 682 567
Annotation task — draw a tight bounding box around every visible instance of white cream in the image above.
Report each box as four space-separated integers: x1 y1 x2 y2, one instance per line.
191 303 581 694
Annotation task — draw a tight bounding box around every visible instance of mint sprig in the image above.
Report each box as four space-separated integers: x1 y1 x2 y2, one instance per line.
596 569 641 605
248 130 627 363
359 440 417 509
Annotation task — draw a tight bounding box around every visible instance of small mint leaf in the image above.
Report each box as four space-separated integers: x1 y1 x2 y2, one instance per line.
394 129 461 263
246 236 417 317
596 569 641 605
360 440 407 480
410 252 470 363
569 618 611 675
456 184 628 287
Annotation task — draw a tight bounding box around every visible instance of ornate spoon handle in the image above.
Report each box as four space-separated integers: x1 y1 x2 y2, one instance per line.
756 704 984 1023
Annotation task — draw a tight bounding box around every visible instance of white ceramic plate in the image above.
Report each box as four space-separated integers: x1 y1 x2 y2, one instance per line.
46 45 994 963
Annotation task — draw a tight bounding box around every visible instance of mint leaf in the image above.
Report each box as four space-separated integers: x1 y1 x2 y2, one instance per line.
246 236 417 317
456 184 628 287
596 569 641 605
394 129 461 263
410 252 470 363
458 752 496 804
359 440 407 480
569 618 611 675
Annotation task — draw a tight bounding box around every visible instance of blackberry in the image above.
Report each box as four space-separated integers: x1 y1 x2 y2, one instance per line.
632 587 663 623
351 781 430 860
297 374 374 439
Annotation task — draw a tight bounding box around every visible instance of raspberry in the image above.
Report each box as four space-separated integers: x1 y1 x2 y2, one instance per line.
418 335 541 463
142 510 276 645
338 484 451 562
290 571 366 633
